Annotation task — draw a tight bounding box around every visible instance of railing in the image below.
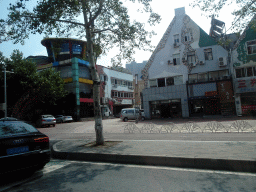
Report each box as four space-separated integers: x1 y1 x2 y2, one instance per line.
123 120 255 133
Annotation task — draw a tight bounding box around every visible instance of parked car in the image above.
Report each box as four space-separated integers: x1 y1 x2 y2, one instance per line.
0 117 50 174
120 108 145 122
55 115 73 123
36 114 56 128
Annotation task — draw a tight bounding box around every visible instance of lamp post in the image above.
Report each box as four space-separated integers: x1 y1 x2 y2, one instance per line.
1 62 14 118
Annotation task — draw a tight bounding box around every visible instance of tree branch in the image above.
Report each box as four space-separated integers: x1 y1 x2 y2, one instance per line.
87 0 104 27
22 15 85 27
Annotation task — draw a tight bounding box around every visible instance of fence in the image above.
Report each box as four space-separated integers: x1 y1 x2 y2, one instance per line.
123 120 255 134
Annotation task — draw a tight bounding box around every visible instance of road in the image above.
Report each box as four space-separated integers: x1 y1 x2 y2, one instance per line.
38 118 256 142
3 160 256 192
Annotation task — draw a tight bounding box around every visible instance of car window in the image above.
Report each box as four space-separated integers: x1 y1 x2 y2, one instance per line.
42 115 54 118
0 122 38 137
127 110 134 114
122 110 127 114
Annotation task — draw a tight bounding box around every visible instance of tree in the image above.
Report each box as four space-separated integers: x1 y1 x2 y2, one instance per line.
0 50 66 120
190 0 256 32
2 0 161 145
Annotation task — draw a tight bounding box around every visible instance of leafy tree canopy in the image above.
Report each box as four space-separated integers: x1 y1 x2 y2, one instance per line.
1 0 161 65
190 0 256 32
0 50 67 117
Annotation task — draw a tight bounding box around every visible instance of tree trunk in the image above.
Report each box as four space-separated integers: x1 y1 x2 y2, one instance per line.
82 0 104 145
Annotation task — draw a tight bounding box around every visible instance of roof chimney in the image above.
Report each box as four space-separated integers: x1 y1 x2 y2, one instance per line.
175 7 185 16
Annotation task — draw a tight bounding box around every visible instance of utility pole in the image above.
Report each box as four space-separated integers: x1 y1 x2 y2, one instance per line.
1 62 14 118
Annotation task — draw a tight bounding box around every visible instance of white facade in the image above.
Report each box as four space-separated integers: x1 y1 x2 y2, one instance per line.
102 67 134 114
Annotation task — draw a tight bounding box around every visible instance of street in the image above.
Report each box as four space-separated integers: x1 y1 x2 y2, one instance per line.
38 118 256 142
3 160 256 192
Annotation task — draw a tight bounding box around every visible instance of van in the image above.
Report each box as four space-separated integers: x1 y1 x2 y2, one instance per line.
120 108 145 122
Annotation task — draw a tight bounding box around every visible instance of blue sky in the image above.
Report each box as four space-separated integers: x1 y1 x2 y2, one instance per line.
0 0 237 67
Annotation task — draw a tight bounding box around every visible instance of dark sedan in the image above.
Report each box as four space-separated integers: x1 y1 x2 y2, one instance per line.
0 117 51 175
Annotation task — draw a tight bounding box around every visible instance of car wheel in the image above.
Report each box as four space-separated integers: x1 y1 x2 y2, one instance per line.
123 117 128 122
141 117 145 121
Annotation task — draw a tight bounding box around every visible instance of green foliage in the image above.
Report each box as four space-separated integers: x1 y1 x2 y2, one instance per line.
190 0 256 32
3 0 161 66
0 50 66 117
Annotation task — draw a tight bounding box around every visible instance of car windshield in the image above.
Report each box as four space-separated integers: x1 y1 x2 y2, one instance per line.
0 121 38 137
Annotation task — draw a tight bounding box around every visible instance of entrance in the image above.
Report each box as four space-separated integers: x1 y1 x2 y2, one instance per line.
150 99 182 118
189 98 221 116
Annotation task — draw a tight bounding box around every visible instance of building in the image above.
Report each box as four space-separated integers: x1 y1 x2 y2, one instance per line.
97 65 134 116
33 38 95 120
231 16 256 116
126 61 147 109
141 7 235 119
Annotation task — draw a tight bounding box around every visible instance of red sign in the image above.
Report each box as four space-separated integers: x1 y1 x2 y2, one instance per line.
250 78 256 87
242 105 256 113
205 91 218 96
238 80 246 88
80 98 94 103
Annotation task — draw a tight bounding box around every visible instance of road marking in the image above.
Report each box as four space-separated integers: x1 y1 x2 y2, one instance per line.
43 160 72 174
66 160 256 177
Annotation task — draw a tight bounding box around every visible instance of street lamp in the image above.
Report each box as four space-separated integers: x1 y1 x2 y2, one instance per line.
1 62 14 118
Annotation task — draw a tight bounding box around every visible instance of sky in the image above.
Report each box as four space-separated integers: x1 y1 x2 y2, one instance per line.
0 0 238 67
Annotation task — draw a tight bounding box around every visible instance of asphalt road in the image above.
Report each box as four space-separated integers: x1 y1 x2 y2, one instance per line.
38 118 256 142
4 160 256 192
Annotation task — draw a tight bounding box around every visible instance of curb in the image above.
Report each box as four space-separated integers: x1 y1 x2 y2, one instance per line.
51 142 256 173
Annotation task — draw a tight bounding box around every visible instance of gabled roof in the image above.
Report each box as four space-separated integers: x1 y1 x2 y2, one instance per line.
199 27 217 47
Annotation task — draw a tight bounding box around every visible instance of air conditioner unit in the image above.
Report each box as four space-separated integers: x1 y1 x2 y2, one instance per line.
219 57 227 66
199 61 204 65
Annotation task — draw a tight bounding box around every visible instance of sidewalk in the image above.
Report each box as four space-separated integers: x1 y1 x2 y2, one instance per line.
51 139 256 173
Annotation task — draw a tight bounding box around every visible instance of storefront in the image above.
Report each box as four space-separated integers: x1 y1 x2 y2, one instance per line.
150 99 182 118
234 77 256 116
189 96 221 116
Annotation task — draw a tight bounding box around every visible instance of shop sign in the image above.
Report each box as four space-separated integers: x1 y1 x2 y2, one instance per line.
235 78 256 93
242 105 256 113
217 81 234 103
205 91 218 96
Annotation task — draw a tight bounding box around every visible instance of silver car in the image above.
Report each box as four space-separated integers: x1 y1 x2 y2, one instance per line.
36 115 56 127
120 108 145 122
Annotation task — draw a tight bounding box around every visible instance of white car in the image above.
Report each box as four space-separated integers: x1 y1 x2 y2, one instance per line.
36 115 56 127
55 115 73 123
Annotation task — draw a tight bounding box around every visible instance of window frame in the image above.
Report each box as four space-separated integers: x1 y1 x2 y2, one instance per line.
204 48 213 60
247 40 256 55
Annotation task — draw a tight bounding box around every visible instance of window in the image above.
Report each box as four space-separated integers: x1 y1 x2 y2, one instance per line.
166 77 174 86
209 71 218 80
174 76 183 85
118 92 120 97
127 110 134 114
115 92 118 97
204 48 213 60
198 73 208 82
149 79 157 87
111 79 115 84
219 70 229 79
112 92 114 97
189 74 198 83
104 76 107 81
236 68 245 78
121 92 124 97
124 93 127 98
173 54 180 65
157 78 165 87
174 34 179 44
247 40 256 55
247 67 253 77
185 32 190 42
187 51 196 63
